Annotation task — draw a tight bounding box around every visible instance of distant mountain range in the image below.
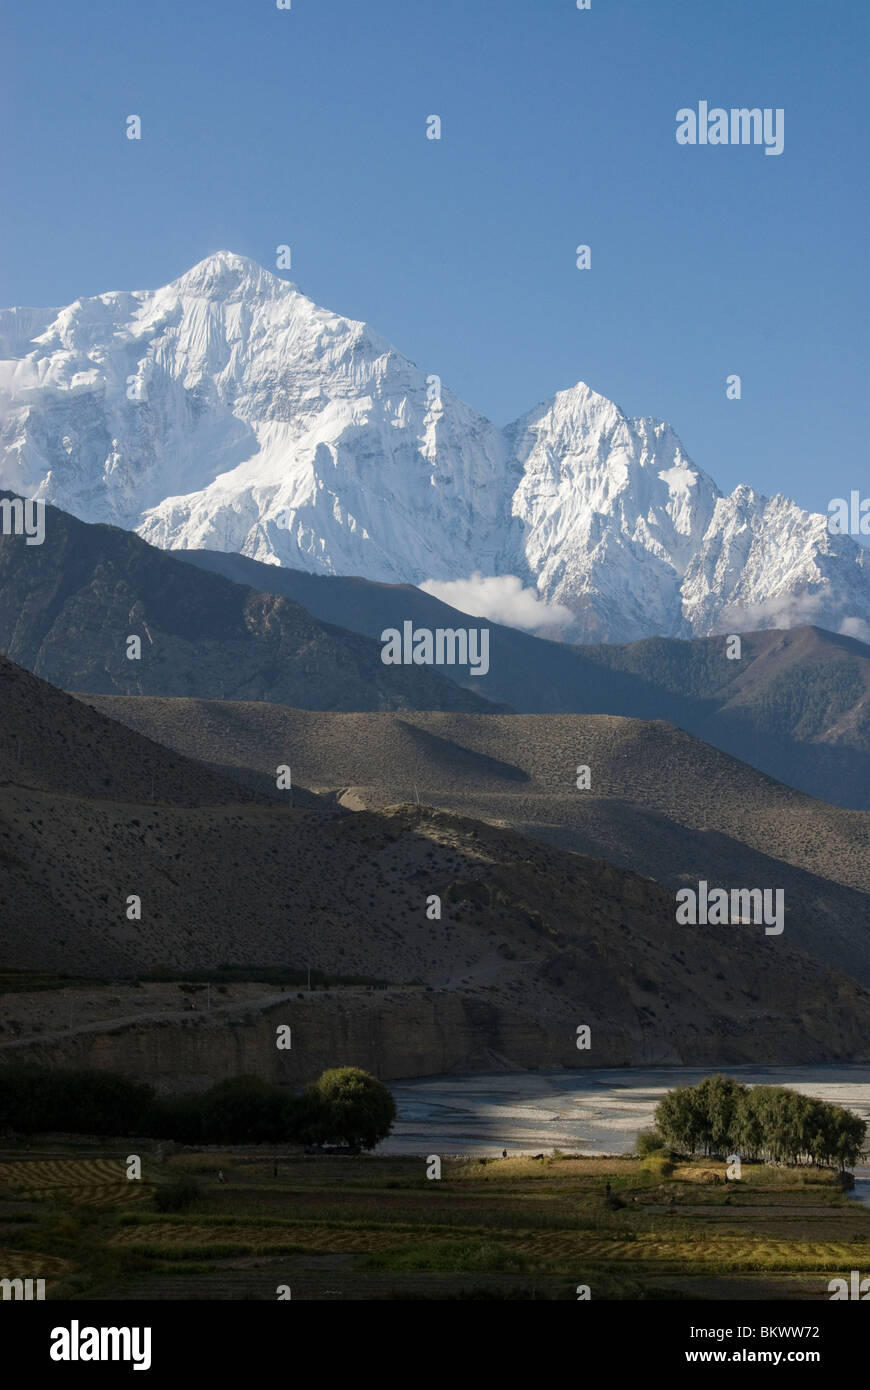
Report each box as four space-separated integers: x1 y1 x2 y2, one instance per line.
185 546 870 808
2 498 870 807
1 251 867 645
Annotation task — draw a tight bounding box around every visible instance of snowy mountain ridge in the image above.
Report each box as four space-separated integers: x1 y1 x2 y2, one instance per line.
0 250 866 644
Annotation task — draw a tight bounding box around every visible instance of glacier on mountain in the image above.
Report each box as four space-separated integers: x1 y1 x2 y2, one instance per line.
0 250 866 644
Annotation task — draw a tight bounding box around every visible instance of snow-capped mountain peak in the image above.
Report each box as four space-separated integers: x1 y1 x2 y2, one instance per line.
0 253 867 644
172 250 286 297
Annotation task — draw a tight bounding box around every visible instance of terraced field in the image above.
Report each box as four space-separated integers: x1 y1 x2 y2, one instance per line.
1 1148 868 1300
0 1250 70 1279
107 1213 870 1277
0 1158 148 1206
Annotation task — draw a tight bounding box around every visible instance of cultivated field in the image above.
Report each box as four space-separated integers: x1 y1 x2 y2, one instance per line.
0 1146 867 1301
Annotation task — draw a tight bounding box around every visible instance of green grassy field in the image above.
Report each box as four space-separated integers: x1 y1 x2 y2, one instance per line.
0 1147 867 1301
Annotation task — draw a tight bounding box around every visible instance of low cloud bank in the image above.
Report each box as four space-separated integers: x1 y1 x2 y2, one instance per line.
718 592 870 646
420 572 573 632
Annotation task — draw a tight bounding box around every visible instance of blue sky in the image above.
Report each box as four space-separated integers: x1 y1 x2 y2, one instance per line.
1 0 867 519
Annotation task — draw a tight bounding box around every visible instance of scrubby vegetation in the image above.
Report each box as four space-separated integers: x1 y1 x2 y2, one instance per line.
152 1175 201 1213
746 662 866 742
585 640 866 743
635 1128 667 1158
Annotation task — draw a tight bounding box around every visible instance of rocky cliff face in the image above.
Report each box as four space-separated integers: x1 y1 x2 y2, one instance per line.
4 985 869 1094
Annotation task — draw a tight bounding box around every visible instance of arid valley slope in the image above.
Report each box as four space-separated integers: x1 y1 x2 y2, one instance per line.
1 651 869 1089
81 696 870 986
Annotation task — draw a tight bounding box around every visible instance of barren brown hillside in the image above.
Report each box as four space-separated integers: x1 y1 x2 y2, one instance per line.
78 698 870 984
0 657 869 1070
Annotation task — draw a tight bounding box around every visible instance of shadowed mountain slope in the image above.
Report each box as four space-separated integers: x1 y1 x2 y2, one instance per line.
0 498 501 714
80 696 870 987
1 655 869 1068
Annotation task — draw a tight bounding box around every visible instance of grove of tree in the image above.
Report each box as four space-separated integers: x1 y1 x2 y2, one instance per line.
653 1075 866 1169
0 1065 396 1151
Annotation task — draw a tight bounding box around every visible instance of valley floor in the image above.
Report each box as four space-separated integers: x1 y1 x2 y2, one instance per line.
384 1065 870 1155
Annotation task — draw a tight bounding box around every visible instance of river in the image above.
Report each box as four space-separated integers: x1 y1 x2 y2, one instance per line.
378 1064 870 1157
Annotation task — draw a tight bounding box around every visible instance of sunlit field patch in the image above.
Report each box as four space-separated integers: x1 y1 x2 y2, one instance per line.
0 1159 148 1206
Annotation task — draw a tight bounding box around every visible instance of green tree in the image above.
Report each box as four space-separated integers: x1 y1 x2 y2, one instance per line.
197 1075 291 1143
733 1087 762 1161
654 1085 703 1154
829 1105 866 1169
306 1067 396 1151
694 1074 745 1156
0 1066 153 1138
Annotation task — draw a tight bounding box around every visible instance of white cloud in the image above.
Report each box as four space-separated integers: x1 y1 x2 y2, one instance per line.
716 594 870 647
839 616 870 644
717 592 828 632
419 572 573 632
